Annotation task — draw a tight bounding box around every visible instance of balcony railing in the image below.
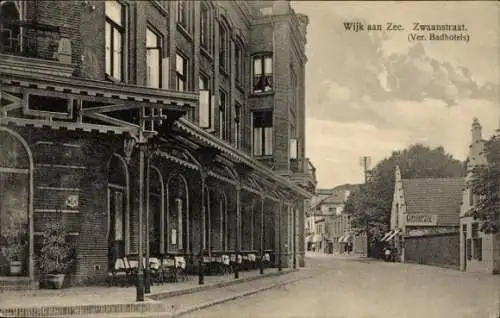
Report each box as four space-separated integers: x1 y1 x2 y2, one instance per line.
0 20 71 64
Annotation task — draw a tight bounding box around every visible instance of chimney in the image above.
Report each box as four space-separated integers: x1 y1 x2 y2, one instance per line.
471 117 482 142
395 165 402 182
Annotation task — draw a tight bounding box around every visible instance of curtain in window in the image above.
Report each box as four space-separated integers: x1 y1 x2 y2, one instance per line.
264 127 273 155
112 29 122 80
253 127 263 156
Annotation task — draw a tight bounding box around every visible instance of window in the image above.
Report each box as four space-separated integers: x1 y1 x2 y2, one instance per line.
177 0 187 29
252 54 273 93
200 1 209 50
199 75 214 129
105 0 125 81
1 1 22 54
219 23 227 71
219 90 228 140
146 28 162 89
234 103 242 149
0 130 30 277
471 222 482 261
235 42 243 85
176 53 187 91
252 111 273 156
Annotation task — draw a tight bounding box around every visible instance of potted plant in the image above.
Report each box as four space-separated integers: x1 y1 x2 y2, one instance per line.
5 242 26 275
38 221 72 289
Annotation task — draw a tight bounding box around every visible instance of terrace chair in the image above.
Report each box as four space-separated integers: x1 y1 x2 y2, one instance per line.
222 254 230 274
174 256 187 282
263 252 271 268
161 256 176 283
127 256 146 285
213 255 224 275
106 258 128 287
241 254 249 271
248 253 257 270
149 257 162 285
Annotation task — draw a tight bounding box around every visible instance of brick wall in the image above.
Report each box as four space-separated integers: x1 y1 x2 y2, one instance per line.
404 232 460 270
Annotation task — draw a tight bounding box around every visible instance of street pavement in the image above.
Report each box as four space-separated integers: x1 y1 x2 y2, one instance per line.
176 255 500 318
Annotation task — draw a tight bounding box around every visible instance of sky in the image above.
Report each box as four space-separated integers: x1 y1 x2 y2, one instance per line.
291 1 500 189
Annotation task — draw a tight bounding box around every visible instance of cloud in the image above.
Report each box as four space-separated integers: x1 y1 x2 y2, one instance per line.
307 98 499 187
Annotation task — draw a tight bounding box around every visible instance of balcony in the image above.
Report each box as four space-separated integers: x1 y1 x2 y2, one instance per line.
290 157 317 193
0 20 74 77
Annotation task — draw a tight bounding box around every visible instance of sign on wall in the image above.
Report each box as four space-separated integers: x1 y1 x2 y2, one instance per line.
406 214 438 226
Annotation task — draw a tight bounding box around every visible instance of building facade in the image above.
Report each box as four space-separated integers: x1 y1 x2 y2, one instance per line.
460 118 500 274
0 0 316 288
306 184 365 254
386 166 463 261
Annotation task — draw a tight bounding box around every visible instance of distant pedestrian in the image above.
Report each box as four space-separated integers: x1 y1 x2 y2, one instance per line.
384 247 391 262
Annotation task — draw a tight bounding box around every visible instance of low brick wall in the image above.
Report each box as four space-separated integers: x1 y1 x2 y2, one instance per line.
404 232 459 270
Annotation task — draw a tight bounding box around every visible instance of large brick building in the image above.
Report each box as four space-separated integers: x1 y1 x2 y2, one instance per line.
0 0 316 288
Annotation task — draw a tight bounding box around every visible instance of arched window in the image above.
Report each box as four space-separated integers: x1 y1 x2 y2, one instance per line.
209 190 226 251
107 154 129 270
0 128 32 277
1 1 22 54
167 174 189 253
148 166 163 256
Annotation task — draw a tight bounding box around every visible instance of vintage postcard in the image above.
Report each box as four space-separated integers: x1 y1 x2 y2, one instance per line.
0 1 498 317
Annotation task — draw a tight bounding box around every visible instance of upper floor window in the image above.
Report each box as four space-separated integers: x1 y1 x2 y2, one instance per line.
252 54 273 93
234 103 242 149
219 23 228 71
219 90 229 141
105 0 125 81
235 42 243 85
176 53 187 91
146 28 162 89
177 0 187 29
200 1 209 50
199 75 214 130
1 1 22 54
252 111 273 156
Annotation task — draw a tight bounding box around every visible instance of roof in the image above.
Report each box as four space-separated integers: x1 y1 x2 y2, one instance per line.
310 184 360 210
401 177 464 226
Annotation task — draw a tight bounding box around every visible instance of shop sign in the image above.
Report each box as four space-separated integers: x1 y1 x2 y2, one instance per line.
406 214 437 226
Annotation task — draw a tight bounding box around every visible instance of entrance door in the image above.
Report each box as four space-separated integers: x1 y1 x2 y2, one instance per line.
108 187 125 270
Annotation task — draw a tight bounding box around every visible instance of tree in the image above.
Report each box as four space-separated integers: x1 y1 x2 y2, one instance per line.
344 144 464 253
468 135 500 233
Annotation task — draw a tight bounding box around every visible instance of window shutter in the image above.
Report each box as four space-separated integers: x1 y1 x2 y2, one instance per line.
289 138 298 159
162 57 169 89
199 90 210 128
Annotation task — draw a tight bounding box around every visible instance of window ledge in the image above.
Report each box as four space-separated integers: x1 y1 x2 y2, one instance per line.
250 91 275 97
200 46 212 60
177 23 193 42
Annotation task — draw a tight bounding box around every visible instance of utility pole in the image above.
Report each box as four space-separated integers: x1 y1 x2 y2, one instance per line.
359 156 371 183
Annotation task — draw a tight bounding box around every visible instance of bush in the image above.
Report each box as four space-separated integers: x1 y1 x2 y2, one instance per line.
38 222 72 275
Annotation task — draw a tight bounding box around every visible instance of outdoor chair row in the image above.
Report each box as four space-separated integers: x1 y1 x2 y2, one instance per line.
106 255 187 287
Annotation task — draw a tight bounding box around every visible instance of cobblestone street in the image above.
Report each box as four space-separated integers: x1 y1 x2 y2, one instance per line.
179 255 500 318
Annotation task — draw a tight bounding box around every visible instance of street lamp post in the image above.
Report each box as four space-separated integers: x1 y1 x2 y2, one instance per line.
278 200 282 271
260 195 265 275
198 171 206 285
136 138 146 302
144 151 151 294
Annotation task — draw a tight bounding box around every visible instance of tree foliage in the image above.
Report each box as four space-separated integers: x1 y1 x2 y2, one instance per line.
468 135 500 234
344 144 464 241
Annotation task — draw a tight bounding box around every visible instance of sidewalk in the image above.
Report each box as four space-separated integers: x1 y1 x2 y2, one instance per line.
72 268 316 318
0 268 298 317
